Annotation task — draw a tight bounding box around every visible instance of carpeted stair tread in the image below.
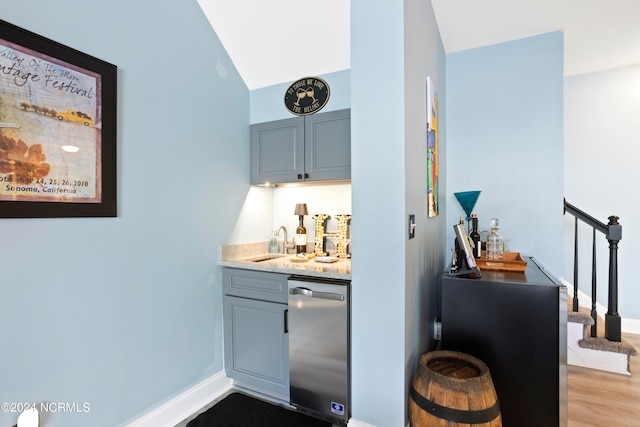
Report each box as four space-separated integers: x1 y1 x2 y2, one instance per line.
568 311 594 325
565 289 638 373
568 307 638 359
578 336 638 356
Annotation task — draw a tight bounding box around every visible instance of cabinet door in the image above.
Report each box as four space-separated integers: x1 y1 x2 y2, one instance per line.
223 295 289 397
304 109 351 182
250 117 304 185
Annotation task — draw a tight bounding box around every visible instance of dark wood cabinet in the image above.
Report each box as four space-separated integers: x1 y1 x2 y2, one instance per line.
440 257 567 427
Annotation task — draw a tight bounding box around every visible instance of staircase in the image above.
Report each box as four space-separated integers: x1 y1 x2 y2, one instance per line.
564 200 637 374
564 280 637 375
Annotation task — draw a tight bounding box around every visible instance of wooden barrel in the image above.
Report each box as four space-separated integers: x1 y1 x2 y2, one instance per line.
409 350 501 426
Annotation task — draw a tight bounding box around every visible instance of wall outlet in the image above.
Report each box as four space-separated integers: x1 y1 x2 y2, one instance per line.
434 321 442 340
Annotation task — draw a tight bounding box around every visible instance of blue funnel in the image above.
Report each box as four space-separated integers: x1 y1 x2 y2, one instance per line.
454 191 481 220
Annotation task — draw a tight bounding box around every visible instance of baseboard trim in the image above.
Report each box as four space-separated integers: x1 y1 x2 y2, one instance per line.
560 278 640 335
623 317 640 335
120 372 233 427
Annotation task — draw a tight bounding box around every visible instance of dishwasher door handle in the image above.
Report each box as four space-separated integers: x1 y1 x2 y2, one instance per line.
289 286 344 301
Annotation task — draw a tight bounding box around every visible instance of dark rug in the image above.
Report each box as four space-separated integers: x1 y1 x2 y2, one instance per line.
186 392 332 427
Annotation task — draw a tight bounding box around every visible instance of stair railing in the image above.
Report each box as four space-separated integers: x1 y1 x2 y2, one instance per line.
564 199 622 342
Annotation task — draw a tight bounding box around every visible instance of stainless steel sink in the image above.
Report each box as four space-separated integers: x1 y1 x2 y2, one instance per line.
243 254 287 262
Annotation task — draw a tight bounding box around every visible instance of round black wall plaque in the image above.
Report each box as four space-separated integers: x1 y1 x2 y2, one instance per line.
284 76 330 116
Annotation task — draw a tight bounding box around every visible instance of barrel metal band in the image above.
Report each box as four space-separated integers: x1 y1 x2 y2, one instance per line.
410 384 500 424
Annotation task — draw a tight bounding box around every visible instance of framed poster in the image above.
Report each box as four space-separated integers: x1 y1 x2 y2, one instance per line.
0 19 116 218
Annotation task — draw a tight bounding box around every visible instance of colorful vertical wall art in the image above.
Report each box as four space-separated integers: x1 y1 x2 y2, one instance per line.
426 77 439 217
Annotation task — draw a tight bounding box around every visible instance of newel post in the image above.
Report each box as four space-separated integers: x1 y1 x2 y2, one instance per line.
605 215 622 342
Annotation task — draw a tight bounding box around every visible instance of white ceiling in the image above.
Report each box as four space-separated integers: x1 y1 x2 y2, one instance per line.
197 0 350 90
198 0 640 90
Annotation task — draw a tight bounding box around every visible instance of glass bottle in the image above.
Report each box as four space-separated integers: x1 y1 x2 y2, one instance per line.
486 218 504 260
268 230 279 253
295 216 307 254
469 214 482 258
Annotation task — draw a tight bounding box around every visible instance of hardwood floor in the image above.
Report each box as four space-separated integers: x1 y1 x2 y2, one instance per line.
177 334 639 426
568 332 640 426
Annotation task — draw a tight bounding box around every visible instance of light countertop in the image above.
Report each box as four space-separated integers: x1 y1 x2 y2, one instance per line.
219 241 351 280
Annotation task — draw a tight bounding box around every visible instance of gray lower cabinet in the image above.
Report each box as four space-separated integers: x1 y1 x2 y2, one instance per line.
222 268 289 398
250 108 350 185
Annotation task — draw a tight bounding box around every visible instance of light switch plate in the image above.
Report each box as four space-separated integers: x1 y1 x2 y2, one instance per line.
408 214 416 239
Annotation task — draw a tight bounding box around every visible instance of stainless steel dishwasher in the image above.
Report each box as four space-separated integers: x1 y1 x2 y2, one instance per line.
287 275 351 425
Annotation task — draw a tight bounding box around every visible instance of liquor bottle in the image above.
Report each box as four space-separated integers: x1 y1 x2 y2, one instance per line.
470 214 482 258
486 218 504 260
295 216 307 254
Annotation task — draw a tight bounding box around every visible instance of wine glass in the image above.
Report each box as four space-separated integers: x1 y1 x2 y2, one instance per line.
340 237 351 259
324 218 340 257
326 235 340 257
306 87 318 103
294 88 306 106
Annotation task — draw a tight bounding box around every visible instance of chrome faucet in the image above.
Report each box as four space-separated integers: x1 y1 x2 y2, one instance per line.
276 226 289 254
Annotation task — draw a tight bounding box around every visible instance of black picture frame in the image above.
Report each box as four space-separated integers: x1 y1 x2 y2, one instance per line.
0 19 116 218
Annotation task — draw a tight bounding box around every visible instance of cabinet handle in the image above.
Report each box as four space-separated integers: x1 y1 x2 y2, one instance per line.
284 309 288 333
304 173 309 179
297 174 302 180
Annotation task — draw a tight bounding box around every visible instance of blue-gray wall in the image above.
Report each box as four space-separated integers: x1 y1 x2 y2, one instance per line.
250 70 350 124
565 64 640 325
350 0 409 424
1 2 249 426
351 0 446 426
446 32 565 276
403 0 447 423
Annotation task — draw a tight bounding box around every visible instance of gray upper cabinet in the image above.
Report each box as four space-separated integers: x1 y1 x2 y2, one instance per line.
250 109 350 185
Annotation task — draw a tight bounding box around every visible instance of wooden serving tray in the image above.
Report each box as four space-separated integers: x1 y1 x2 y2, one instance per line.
476 251 528 272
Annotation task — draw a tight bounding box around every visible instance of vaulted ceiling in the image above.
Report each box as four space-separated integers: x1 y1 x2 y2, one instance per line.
198 0 640 90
